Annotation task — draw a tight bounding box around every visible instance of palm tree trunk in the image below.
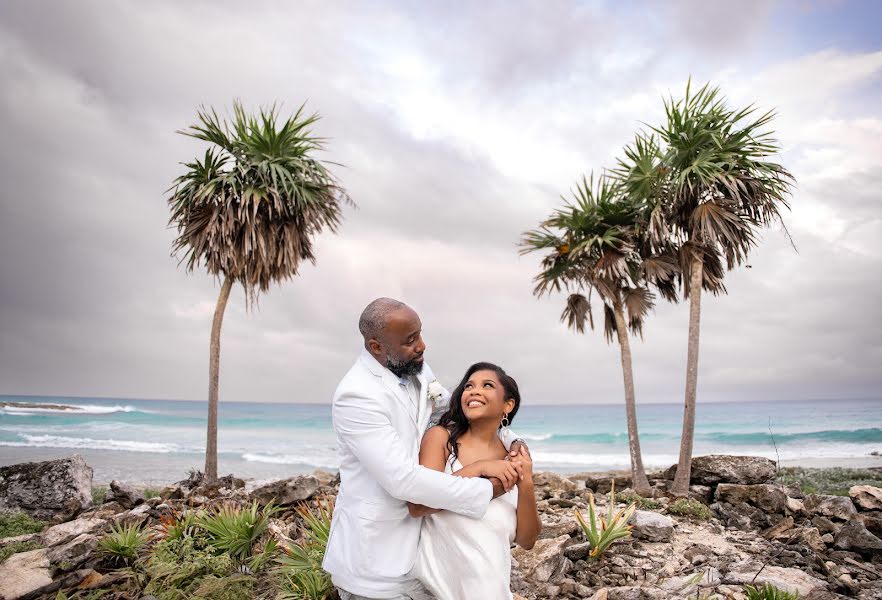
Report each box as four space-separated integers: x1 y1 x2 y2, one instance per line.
612 301 652 495
205 276 233 483
671 257 704 496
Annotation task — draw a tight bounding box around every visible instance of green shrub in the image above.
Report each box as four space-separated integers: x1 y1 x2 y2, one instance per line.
158 510 199 541
574 480 636 560
618 490 664 510
143 488 162 499
0 512 45 538
146 535 238 599
744 582 799 600
775 467 882 496
98 522 149 565
0 540 42 563
667 498 711 521
91 486 107 505
197 500 279 562
275 498 334 600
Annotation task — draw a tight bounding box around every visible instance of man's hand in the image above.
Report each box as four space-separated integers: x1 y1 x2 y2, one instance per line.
509 439 531 474
488 476 510 499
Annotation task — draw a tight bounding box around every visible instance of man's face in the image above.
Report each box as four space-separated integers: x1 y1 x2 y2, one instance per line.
375 307 426 377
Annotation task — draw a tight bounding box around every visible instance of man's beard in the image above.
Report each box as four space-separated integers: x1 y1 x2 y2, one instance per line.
385 354 424 378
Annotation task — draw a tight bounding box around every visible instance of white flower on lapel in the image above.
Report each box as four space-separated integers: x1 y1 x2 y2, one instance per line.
427 380 444 410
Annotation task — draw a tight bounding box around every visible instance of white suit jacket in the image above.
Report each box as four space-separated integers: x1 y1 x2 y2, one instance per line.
323 350 516 597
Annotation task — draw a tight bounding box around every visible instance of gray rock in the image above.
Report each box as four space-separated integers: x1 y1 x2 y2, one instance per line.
511 534 572 583
533 471 579 494
850 485 882 511
563 541 592 561
46 532 100 571
107 480 143 509
833 520 882 554
723 561 827 595
245 475 319 505
0 548 53 600
628 510 674 542
812 515 840 534
41 517 106 547
804 494 858 520
860 512 882 537
0 454 93 521
664 455 777 485
715 483 789 513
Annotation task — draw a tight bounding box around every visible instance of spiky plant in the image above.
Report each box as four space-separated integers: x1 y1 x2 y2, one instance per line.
167 101 352 482
574 481 637 560
197 500 279 562
744 583 799 600
275 498 334 600
633 81 794 495
522 174 676 494
98 522 149 566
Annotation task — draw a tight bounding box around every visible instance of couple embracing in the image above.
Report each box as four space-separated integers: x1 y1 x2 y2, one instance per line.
323 298 542 600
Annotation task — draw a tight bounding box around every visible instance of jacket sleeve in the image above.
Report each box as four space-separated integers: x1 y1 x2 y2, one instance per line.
333 387 492 518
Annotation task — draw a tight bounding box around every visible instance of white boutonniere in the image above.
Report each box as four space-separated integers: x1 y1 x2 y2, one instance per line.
427 380 444 409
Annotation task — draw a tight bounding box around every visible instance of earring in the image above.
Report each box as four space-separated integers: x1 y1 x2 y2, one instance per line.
500 413 510 430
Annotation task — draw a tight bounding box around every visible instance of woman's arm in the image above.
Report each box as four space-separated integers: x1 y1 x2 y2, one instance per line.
513 446 541 549
407 426 451 517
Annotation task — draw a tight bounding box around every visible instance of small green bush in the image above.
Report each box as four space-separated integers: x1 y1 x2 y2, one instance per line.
667 498 711 521
744 582 799 600
775 467 882 496
197 500 278 562
0 540 42 563
91 486 107 505
98 522 149 565
275 498 335 600
618 490 664 510
143 488 161 499
0 512 45 538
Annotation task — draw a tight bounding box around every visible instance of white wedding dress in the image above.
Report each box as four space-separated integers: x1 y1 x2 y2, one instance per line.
411 455 519 600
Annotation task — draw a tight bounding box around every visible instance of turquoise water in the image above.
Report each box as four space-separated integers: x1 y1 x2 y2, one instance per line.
1 395 880 484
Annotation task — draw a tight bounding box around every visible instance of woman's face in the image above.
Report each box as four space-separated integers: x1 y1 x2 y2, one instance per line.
461 369 514 423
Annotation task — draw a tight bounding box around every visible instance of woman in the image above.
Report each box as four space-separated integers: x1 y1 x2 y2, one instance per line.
408 362 541 600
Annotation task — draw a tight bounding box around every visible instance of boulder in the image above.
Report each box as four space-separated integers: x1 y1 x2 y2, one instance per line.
106 480 143 509
723 562 827 595
859 512 882 537
511 534 572 583
533 472 579 494
711 501 771 530
804 494 858 521
665 455 777 485
795 526 827 552
578 473 632 495
714 483 789 513
246 475 319 505
41 517 106 547
0 454 92 521
833 520 882 554
46 532 100 571
628 510 674 542
563 541 592 561
849 485 882 511
0 548 54 599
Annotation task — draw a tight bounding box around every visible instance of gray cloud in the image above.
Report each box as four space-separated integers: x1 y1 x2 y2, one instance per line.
1 0 880 407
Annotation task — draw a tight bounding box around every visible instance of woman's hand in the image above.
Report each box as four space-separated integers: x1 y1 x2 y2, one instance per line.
479 459 522 491
512 445 533 486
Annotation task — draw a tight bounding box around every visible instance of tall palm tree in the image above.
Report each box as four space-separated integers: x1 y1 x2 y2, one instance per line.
167 102 352 482
647 82 794 495
521 174 670 495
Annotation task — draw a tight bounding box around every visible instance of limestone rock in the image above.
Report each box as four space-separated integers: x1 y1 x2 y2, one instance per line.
246 475 319 505
534 471 579 494
539 518 581 539
46 532 100 571
106 480 143 509
578 473 633 495
833 519 882 554
804 494 858 521
0 454 92 521
723 562 827 595
41 517 106 547
629 510 674 542
511 534 572 583
563 541 592 561
859 512 882 537
850 485 882 511
794 526 827 552
0 548 53 599
715 483 789 513
665 455 777 485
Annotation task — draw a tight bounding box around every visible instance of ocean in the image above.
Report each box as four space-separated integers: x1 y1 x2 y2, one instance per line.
1 395 880 485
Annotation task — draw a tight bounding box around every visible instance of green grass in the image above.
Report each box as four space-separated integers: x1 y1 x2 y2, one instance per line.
775 467 882 496
0 540 42 563
0 512 46 538
667 498 711 521
618 491 665 510
143 488 162 499
91 486 107 505
744 582 798 599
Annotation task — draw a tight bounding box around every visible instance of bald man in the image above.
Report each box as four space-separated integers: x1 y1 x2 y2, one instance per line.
323 298 526 600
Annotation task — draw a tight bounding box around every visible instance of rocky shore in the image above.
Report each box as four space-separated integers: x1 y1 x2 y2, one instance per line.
1 454 881 599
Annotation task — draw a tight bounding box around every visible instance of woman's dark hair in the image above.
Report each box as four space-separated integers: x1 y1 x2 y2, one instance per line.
438 362 521 459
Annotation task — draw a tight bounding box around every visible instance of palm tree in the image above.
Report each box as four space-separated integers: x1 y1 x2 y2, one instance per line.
167 102 352 482
521 174 671 495
646 82 794 495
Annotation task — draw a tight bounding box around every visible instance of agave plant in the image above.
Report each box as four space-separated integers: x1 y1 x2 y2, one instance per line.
275 498 335 600
197 500 279 562
98 521 149 566
574 481 637 560
744 583 798 600
157 510 199 541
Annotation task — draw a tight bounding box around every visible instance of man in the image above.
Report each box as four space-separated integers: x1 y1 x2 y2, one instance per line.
323 298 526 600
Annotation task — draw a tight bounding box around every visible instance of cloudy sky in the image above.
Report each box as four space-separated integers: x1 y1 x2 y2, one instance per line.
1 0 880 407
